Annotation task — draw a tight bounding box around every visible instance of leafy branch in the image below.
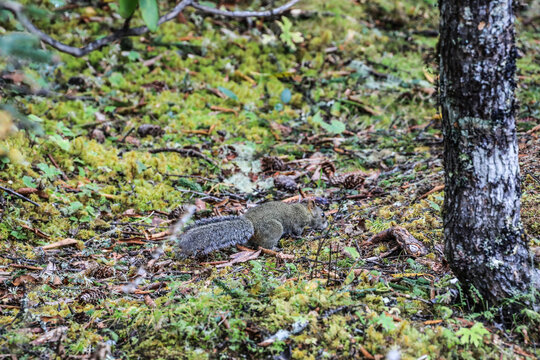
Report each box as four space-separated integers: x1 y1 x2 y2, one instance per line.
0 0 300 57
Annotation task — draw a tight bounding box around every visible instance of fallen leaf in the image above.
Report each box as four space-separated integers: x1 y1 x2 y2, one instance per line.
122 209 139 217
216 249 261 268
269 121 292 137
13 274 39 286
124 136 141 146
144 295 156 308
42 238 82 250
31 326 67 345
195 198 206 211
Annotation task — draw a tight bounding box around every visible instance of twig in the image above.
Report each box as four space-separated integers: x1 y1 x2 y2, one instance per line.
9 263 44 271
363 246 400 262
47 154 69 181
525 170 540 185
413 184 444 202
79 117 126 129
0 184 41 207
119 127 135 143
164 173 218 182
0 0 192 57
0 0 300 57
1 83 96 101
149 147 218 167
175 188 222 201
191 0 299 17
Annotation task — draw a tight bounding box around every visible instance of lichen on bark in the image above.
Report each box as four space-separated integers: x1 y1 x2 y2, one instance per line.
439 0 539 312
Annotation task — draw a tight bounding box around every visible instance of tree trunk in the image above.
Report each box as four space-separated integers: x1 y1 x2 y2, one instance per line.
439 0 539 311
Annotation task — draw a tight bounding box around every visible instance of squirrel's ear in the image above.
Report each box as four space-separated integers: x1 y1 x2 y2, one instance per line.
307 199 315 211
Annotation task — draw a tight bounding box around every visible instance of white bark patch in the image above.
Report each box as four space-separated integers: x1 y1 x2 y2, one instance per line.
443 103 521 228
462 7 473 24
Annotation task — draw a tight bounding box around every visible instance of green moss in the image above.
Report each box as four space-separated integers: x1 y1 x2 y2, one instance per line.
1 0 538 358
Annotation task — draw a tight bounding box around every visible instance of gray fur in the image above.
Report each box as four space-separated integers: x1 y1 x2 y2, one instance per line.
178 216 254 255
183 215 240 232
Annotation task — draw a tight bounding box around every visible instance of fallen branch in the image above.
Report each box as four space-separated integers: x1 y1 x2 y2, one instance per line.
0 0 192 57
0 0 300 57
0 184 41 207
364 226 428 258
191 0 300 18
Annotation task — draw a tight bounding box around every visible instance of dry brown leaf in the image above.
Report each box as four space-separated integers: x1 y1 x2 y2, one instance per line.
122 208 138 217
52 276 62 286
216 249 261 268
31 326 67 345
42 238 82 250
13 274 39 286
124 136 141 146
144 295 156 308
195 198 206 211
17 187 38 195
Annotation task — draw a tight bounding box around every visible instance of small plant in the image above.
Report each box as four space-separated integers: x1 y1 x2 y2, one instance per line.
456 322 490 347
117 0 159 32
311 111 346 135
36 163 62 181
277 16 304 51
372 313 396 332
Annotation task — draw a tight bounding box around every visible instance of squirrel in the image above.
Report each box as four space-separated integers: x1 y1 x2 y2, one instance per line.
177 201 328 255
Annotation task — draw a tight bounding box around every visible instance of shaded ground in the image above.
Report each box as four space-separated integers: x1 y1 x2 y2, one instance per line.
0 0 539 358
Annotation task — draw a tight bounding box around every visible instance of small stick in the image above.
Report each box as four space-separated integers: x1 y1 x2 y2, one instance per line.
0 185 41 207
414 184 444 202
149 147 218 167
119 127 135 142
47 154 69 181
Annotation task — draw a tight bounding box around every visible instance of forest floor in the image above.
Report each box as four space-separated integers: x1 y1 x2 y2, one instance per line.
0 0 539 359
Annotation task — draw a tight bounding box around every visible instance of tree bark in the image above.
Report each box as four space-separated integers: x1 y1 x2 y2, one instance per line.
439 0 539 311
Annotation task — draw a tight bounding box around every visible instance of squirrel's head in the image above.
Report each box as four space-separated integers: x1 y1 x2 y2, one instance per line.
307 200 328 230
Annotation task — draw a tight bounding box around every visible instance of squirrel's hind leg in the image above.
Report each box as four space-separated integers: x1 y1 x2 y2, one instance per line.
250 219 283 249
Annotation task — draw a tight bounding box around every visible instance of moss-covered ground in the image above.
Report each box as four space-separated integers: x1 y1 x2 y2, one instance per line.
0 0 539 358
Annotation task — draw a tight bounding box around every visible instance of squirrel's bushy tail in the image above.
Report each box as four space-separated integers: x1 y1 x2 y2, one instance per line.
178 216 254 255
